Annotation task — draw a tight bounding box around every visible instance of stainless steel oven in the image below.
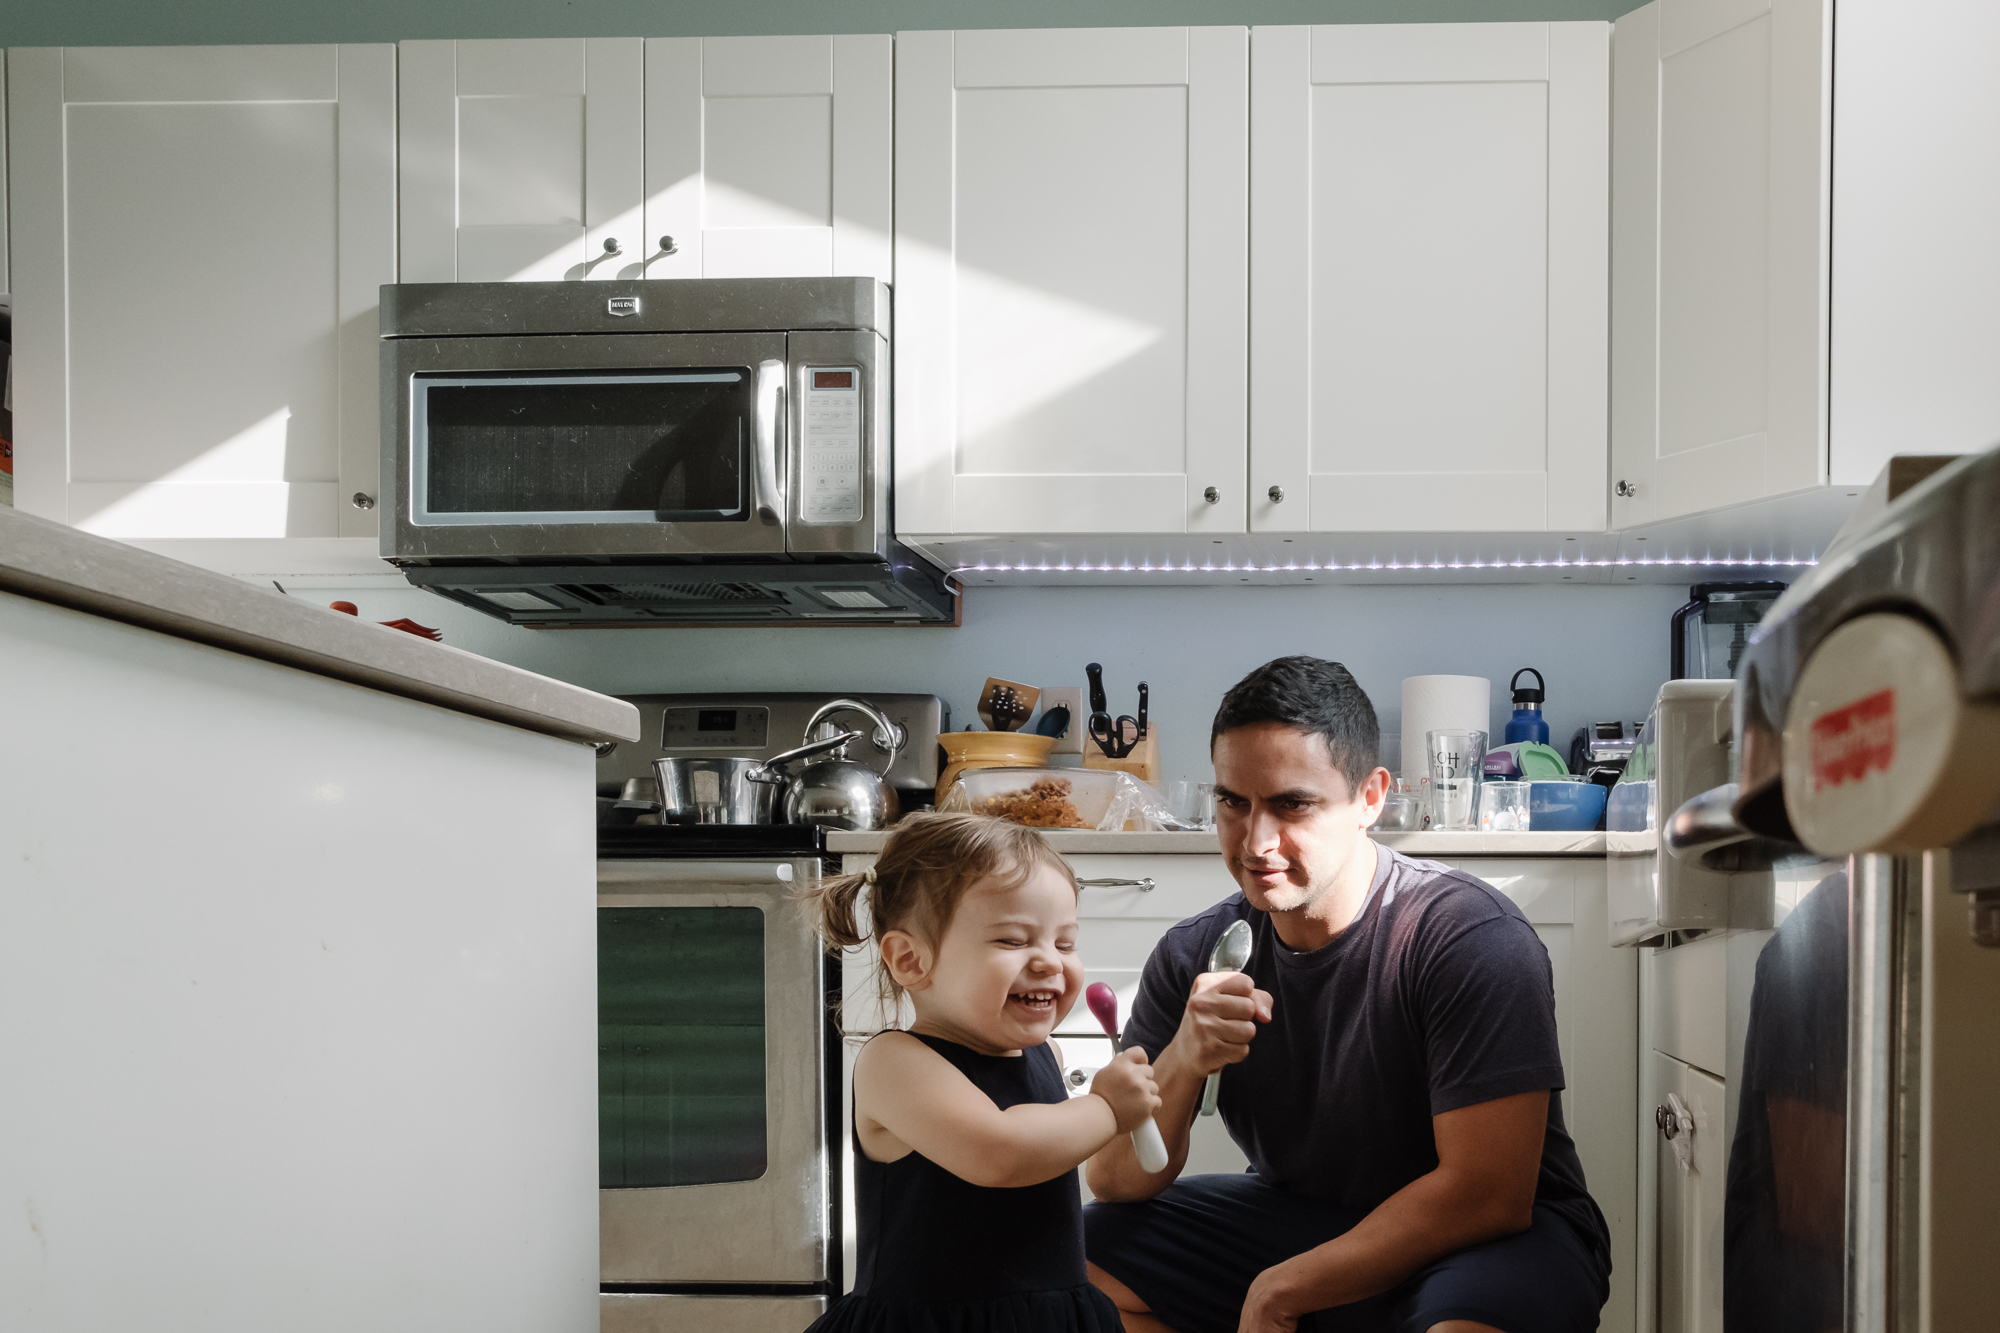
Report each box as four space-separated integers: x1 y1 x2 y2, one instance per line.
378 278 956 626
597 854 836 1332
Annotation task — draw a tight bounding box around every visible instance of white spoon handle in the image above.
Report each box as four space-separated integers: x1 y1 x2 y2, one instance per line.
1131 1116 1170 1173
1199 1070 1222 1116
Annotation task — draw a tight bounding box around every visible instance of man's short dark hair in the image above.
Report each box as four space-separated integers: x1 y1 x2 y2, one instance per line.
1210 656 1381 790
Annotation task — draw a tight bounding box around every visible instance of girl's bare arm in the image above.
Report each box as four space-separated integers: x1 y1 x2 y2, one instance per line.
855 1033 1156 1189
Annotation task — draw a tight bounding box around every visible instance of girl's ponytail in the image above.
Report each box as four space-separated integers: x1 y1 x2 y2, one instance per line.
806 870 870 949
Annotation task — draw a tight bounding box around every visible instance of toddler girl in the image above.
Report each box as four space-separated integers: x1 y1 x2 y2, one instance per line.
802 812 1160 1332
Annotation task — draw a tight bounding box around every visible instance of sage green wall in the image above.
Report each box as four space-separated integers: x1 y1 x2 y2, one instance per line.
3 0 1636 49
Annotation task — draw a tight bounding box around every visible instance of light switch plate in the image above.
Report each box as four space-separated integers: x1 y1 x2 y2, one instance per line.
1040 686 1085 754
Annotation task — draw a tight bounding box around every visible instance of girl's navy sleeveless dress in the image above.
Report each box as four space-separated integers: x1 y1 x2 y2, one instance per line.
806 1033 1124 1333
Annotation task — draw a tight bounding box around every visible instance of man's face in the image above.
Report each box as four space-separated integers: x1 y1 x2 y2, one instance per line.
1212 722 1388 917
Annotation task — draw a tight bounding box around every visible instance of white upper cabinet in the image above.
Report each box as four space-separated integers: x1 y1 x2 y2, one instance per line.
1610 0 1831 526
399 36 890 285
643 36 891 282
1827 0 2000 486
894 27 1249 537
1250 23 1610 535
400 38 643 282
8 45 396 541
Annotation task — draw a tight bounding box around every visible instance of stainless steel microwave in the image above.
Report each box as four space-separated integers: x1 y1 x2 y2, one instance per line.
377 278 956 626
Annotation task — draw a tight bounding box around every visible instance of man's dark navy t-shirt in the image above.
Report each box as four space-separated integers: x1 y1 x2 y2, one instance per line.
1122 843 1611 1273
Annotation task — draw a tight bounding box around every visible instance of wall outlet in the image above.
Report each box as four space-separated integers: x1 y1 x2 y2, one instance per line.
1040 686 1085 755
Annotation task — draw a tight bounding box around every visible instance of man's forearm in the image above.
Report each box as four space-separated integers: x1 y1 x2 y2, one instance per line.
1085 1041 1207 1200
1253 1166 1532 1313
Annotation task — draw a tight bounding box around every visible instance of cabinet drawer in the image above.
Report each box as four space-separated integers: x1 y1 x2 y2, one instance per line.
1443 857 1578 925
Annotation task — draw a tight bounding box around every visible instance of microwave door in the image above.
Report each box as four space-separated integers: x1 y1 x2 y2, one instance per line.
387 332 790 561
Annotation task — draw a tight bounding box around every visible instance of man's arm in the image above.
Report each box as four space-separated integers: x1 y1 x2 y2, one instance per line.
1237 1089 1550 1333
1086 971 1272 1201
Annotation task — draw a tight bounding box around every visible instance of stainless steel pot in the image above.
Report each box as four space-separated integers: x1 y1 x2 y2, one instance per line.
653 734 857 825
652 757 783 825
775 699 907 832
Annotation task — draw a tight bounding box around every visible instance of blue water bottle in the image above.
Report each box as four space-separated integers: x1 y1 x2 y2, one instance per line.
1505 668 1549 745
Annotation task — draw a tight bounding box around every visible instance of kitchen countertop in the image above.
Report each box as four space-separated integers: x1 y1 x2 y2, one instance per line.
0 505 639 746
826 829 1609 855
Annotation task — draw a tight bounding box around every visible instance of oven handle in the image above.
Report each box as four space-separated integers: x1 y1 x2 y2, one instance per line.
754 358 786 525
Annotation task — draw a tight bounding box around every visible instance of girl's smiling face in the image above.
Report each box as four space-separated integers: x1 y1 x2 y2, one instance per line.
884 860 1084 1056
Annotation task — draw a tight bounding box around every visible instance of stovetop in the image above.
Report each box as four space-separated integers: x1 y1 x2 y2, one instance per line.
597 822 829 860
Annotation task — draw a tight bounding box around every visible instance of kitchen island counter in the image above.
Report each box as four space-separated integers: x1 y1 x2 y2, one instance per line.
828 828 1608 856
0 504 638 745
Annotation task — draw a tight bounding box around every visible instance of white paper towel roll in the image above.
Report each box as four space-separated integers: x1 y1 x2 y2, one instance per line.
1400 675 1491 780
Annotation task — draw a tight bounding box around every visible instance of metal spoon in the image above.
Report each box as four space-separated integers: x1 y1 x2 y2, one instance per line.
1199 919 1254 1116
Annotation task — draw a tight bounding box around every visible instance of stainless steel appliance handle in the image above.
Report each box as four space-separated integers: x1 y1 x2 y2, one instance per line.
1077 877 1156 893
754 358 785 525
1667 782 1814 871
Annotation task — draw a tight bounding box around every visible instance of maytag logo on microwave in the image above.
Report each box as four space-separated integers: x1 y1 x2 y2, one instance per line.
606 296 641 318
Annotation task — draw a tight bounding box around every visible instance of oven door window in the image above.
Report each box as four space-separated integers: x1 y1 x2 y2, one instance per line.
413 369 751 525
599 906 767 1188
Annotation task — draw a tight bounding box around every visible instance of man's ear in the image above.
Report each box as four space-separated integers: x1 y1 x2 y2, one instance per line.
880 929 934 993
1357 765 1392 826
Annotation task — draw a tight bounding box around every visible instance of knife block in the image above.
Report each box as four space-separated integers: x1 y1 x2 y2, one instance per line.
1083 729 1160 787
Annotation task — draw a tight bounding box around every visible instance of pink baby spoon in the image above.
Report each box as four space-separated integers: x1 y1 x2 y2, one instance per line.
1084 982 1170 1173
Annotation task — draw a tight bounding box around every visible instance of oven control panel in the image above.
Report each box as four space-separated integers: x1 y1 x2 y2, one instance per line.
801 366 863 525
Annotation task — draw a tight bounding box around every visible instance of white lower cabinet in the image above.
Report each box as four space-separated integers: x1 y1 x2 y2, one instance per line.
8 45 396 546
838 848 1635 1330
1652 1053 1726 1333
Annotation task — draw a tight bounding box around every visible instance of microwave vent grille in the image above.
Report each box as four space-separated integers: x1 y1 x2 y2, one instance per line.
574 581 785 605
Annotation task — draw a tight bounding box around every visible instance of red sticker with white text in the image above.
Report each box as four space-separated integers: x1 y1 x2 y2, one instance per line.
1810 688 1897 792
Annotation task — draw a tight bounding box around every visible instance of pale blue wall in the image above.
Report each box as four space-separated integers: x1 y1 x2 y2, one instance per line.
2 1 1638 48
316 578 1688 784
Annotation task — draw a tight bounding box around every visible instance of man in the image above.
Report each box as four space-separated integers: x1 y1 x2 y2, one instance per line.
1084 656 1609 1333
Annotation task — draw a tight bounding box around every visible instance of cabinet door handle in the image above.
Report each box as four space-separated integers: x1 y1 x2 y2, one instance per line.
1268 485 1286 504
1655 1104 1678 1140
1203 486 1221 504
1077 876 1155 893
602 237 622 255
1615 479 1638 498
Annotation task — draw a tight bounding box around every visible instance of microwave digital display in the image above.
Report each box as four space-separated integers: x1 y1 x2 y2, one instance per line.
812 370 854 390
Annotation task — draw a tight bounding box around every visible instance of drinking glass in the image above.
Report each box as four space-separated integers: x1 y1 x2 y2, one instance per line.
1165 780 1216 831
1426 729 1487 831
1477 780 1531 832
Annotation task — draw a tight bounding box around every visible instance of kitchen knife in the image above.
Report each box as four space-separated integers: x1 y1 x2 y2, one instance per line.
1199 919 1254 1116
1085 662 1108 718
1083 983 1171 1173
1137 682 1149 737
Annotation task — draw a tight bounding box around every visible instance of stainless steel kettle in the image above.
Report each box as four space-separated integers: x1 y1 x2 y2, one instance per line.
769 698 906 831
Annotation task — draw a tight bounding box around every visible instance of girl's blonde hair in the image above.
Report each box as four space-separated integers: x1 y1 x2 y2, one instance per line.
803 812 1077 1011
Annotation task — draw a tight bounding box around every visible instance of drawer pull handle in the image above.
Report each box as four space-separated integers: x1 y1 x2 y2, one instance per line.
1077 877 1156 893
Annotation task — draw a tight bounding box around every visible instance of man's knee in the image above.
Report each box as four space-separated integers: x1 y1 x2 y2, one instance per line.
1086 1260 1150 1313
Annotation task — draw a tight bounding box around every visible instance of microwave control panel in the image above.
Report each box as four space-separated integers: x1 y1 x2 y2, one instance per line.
801 366 863 525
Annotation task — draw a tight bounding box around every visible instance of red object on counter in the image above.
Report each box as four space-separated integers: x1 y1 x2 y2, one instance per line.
329 601 359 616
378 618 443 642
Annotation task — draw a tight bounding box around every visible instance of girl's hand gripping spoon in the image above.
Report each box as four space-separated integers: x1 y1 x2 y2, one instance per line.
1084 983 1171 1173
1199 919 1254 1116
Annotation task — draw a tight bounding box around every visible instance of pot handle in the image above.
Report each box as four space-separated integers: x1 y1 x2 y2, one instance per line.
802 698 906 773
755 730 863 779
